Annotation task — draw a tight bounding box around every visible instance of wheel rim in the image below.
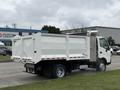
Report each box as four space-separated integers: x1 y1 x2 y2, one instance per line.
99 63 106 71
56 67 65 78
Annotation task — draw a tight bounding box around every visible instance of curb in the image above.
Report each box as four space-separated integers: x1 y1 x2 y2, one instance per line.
0 60 13 63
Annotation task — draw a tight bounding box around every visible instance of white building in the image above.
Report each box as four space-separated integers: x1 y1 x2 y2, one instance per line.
61 26 120 44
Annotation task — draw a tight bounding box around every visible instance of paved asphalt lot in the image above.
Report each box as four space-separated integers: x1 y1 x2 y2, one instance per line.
0 55 120 88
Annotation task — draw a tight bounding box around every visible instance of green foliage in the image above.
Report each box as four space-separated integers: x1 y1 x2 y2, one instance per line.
107 36 115 46
0 55 11 62
41 25 61 34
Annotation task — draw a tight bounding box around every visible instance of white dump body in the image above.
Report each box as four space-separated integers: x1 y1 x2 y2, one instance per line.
12 33 90 64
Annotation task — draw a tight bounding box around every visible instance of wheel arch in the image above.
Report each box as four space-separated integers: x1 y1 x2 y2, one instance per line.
99 58 107 65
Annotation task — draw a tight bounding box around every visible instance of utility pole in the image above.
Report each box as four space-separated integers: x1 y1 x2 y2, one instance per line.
12 23 17 29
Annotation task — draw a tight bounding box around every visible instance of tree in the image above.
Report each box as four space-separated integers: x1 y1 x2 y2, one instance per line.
41 25 61 34
107 36 115 46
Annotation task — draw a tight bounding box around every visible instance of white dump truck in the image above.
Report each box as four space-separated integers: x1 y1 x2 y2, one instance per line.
12 31 111 78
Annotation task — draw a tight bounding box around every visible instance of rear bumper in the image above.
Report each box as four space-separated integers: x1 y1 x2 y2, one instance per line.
11 56 34 64
24 63 36 74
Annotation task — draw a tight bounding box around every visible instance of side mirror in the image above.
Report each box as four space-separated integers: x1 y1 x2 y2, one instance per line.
106 46 110 52
107 47 110 50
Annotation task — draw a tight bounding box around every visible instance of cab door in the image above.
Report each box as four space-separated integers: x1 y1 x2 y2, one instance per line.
97 38 111 63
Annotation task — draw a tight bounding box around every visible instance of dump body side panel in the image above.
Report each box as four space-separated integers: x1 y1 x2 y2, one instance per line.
12 33 90 64
67 35 90 60
40 34 67 60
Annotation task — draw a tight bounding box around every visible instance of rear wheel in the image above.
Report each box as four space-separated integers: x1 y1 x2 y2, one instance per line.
43 65 52 78
96 60 106 71
52 64 66 78
38 63 66 78
37 69 44 77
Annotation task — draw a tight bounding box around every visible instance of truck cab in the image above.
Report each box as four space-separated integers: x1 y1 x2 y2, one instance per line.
97 37 111 64
88 31 111 71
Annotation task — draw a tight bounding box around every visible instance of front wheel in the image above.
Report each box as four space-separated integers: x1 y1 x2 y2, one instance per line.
96 60 106 71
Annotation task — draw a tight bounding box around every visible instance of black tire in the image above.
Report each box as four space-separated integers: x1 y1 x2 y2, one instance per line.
25 67 28 72
96 60 106 71
67 69 72 74
3 54 6 56
37 69 44 77
52 64 66 78
43 65 52 78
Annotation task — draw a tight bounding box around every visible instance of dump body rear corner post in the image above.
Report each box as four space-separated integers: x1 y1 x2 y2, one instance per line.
33 33 42 62
66 35 69 60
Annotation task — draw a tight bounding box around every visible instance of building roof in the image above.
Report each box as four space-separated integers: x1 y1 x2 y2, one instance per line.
62 26 120 32
0 27 41 33
83 26 120 30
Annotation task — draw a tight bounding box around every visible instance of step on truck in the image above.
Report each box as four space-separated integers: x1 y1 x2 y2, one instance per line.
11 31 111 78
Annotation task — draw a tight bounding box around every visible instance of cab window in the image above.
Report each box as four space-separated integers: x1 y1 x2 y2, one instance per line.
99 38 109 49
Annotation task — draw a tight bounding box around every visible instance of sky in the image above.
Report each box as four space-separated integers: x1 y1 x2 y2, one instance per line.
0 0 120 30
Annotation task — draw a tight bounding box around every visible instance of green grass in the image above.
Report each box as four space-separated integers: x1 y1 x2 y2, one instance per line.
1 70 120 90
0 55 11 62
